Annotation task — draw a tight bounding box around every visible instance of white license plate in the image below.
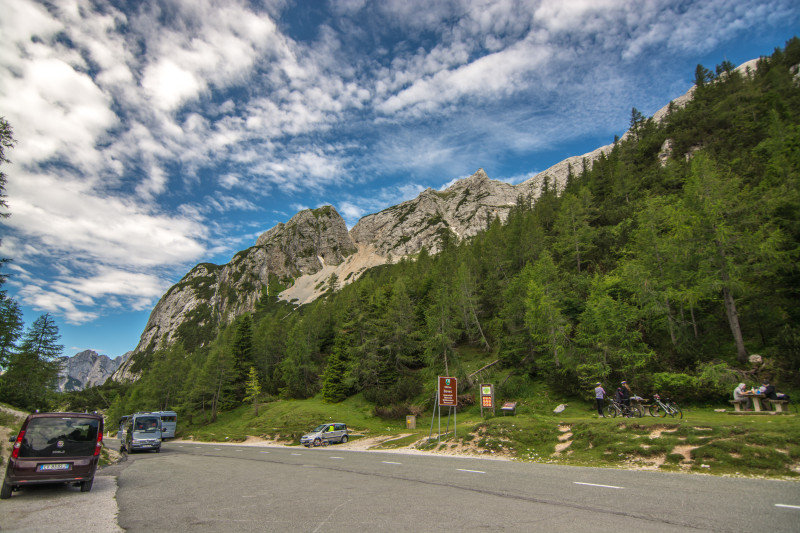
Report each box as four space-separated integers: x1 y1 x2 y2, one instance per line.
38 463 71 471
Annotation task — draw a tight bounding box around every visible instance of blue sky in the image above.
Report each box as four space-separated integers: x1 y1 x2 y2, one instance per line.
1 0 798 359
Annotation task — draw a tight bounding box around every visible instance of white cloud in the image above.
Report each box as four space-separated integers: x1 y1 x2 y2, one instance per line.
6 170 206 266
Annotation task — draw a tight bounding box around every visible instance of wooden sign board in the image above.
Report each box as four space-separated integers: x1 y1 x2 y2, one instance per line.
438 376 457 406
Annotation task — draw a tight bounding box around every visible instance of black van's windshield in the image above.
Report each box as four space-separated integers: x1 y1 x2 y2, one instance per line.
133 417 160 433
20 417 99 458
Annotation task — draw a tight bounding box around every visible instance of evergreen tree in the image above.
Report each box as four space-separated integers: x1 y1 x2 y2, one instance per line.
0 313 63 410
0 116 15 218
553 187 597 274
231 314 254 400
524 252 572 370
0 293 23 369
243 366 261 415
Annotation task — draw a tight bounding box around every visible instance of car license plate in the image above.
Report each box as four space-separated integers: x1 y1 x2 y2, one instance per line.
38 463 71 471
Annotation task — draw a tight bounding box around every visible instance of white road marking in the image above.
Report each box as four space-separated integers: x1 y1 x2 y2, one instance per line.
775 504 800 510
260 451 270 454
574 482 623 489
291 453 302 456
329 457 344 459
457 469 486 474
381 461 402 465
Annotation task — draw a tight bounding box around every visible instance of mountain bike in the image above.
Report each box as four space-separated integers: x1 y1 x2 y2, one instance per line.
649 394 682 418
605 399 642 418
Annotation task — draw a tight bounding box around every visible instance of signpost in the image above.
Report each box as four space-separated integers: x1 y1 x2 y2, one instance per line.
430 376 458 443
480 383 494 416
438 376 457 406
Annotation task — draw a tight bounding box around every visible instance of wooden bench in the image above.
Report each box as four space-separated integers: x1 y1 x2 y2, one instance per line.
501 402 517 416
729 399 748 412
767 399 790 413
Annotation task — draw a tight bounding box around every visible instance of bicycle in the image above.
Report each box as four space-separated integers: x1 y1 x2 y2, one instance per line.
605 399 642 418
649 394 682 418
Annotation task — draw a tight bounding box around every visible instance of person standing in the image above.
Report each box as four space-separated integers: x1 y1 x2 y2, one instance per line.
620 381 632 408
594 382 606 417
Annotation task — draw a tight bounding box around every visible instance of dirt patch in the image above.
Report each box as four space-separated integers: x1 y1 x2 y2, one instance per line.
671 444 698 468
649 426 678 439
554 441 572 453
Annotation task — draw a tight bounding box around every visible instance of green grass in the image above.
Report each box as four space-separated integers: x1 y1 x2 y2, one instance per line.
178 395 800 478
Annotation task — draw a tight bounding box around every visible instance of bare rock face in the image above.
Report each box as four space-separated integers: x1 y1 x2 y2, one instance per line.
113 206 356 380
57 350 122 391
352 169 518 256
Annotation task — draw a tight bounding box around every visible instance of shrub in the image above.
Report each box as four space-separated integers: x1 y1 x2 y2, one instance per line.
652 372 698 401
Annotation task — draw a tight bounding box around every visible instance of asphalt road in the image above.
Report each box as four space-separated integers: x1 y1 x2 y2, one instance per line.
3 440 800 532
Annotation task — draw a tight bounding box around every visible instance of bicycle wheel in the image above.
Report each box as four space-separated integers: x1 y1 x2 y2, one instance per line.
630 405 642 418
648 404 660 417
670 403 682 419
605 404 618 418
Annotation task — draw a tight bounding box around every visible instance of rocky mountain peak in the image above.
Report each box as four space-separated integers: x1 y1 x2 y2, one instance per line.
57 350 122 391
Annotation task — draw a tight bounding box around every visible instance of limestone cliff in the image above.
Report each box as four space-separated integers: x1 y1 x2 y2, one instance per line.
113 206 355 381
57 350 122 391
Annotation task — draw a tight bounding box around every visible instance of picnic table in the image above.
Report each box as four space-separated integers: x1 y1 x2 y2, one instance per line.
742 392 766 411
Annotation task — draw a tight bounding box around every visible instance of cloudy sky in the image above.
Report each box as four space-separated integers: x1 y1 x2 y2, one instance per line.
1 0 798 359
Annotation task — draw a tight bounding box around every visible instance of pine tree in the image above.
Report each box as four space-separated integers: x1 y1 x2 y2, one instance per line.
0 313 63 410
243 366 261 415
0 293 23 369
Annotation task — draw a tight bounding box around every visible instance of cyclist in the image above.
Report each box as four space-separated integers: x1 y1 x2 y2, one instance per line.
594 382 606 417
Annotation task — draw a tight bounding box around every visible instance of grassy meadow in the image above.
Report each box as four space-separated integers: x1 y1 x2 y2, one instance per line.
177 393 800 479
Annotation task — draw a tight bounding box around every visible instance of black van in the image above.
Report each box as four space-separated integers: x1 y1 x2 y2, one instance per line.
2 412 104 498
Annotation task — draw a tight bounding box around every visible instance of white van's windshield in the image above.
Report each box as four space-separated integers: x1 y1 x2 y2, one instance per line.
133 417 160 433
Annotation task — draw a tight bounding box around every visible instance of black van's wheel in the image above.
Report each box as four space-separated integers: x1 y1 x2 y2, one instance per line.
1 477 13 499
80 479 93 492
340 435 348 443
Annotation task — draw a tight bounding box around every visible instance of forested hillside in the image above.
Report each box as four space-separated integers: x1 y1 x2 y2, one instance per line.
90 39 800 423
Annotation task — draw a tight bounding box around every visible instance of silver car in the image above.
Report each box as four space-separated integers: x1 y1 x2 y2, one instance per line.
300 423 348 447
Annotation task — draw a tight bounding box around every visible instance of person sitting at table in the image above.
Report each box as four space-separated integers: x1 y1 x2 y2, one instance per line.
733 383 751 410
761 380 777 400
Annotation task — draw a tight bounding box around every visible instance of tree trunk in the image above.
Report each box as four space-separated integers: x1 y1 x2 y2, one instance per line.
722 286 748 363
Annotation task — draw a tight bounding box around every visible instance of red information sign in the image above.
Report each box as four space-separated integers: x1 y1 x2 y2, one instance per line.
438 376 457 406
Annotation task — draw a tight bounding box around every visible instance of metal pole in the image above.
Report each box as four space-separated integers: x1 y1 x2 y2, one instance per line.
438 402 441 445
429 391 437 439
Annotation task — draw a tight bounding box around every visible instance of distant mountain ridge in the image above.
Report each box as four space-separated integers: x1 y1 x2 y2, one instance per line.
112 58 761 383
57 350 125 391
